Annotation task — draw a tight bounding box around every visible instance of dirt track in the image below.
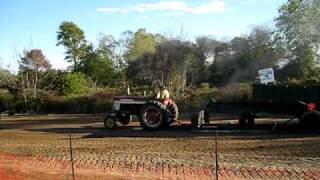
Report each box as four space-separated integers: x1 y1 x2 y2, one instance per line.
0 114 320 179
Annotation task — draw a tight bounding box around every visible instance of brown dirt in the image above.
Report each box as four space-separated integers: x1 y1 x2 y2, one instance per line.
0 114 320 179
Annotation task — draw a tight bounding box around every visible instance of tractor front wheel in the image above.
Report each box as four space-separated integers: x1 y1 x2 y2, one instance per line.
104 117 117 129
118 112 130 125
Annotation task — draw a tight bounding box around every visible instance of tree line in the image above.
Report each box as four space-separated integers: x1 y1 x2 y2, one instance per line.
0 0 320 112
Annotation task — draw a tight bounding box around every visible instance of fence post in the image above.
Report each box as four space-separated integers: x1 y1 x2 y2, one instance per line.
215 131 219 180
198 110 204 128
69 133 75 180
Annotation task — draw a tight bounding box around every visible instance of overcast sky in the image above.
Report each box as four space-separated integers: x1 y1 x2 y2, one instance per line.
0 0 286 73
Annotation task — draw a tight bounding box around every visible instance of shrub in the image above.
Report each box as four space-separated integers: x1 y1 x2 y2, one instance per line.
176 83 253 112
61 72 88 96
0 88 122 114
0 90 15 113
35 89 119 114
215 83 252 102
176 83 218 112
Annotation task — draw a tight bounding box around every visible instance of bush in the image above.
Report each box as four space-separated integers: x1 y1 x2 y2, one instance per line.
176 83 253 112
0 88 122 114
0 90 15 113
35 89 119 114
0 82 254 114
215 83 252 102
8 110 15 116
176 83 218 112
61 72 88 96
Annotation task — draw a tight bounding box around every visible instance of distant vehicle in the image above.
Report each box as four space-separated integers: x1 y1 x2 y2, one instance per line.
104 96 178 130
204 84 320 129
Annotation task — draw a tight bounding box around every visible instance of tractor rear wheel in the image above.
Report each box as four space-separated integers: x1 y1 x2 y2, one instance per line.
167 101 179 124
300 111 320 130
140 101 167 130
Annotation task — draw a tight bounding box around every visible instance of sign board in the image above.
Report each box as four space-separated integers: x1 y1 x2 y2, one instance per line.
258 68 275 84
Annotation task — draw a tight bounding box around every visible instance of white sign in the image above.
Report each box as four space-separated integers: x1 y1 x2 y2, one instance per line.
258 68 275 84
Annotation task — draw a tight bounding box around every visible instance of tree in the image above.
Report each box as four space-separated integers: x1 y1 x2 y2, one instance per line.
276 0 320 81
19 49 51 99
61 72 88 95
194 37 223 83
118 30 133 68
209 27 284 85
38 69 62 91
124 28 157 62
16 49 51 111
96 33 129 87
0 69 16 113
124 32 200 96
124 29 158 88
57 21 88 70
126 52 155 86
79 44 115 88
154 39 196 96
196 36 223 64
97 33 118 60
0 68 16 89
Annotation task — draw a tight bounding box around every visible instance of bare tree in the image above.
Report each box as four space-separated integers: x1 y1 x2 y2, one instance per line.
18 49 51 108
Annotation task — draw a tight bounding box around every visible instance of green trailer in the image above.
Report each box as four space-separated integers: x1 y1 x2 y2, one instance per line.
253 84 320 104
205 84 320 129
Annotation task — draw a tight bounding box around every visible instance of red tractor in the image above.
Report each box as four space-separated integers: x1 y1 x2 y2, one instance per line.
104 96 179 130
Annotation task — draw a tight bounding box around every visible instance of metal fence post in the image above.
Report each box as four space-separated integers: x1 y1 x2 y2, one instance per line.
69 133 75 180
215 131 219 180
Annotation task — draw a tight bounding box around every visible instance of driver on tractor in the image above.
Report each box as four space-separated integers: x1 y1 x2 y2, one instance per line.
156 85 170 99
